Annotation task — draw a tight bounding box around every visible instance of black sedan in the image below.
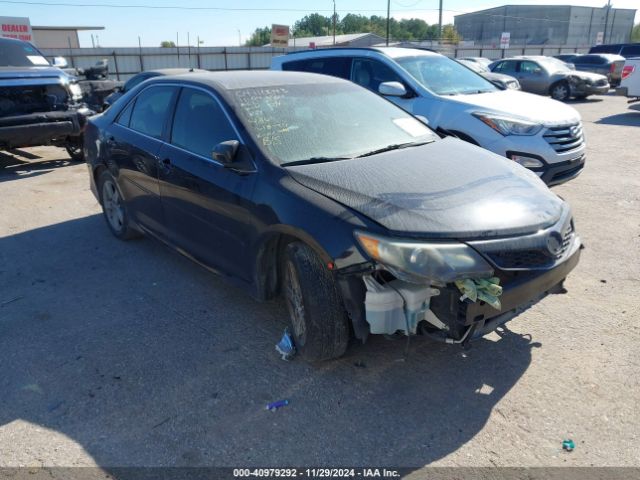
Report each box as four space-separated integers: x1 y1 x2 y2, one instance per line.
85 71 581 361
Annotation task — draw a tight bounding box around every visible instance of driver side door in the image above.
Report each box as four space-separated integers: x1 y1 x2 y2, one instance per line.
157 86 258 281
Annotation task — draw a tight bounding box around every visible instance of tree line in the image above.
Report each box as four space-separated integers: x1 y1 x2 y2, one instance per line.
244 13 461 46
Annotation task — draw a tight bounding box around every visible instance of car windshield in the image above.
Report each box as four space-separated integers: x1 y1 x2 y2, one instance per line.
396 55 497 95
0 40 49 67
230 82 438 166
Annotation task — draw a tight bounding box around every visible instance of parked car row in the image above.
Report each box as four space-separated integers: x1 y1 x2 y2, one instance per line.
554 53 626 86
272 48 587 186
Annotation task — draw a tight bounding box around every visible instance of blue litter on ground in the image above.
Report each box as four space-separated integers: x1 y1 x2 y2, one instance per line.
266 399 289 411
275 328 296 360
562 439 575 452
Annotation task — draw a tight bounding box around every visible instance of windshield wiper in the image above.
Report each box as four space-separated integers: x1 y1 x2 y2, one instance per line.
281 156 352 167
356 141 432 158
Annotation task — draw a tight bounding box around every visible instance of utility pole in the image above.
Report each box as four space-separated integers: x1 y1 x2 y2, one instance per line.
386 0 390 46
603 0 611 45
333 0 336 45
237 29 241 46
438 0 443 43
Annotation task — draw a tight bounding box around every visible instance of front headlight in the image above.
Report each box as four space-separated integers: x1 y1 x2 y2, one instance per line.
473 112 543 136
68 83 83 100
355 231 494 284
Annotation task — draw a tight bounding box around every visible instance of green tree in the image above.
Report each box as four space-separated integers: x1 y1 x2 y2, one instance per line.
294 13 332 36
245 26 271 46
441 24 462 43
160 40 176 48
632 23 640 42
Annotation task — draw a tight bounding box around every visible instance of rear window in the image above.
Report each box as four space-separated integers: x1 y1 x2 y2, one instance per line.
0 39 49 67
621 45 640 58
589 45 620 54
282 57 351 79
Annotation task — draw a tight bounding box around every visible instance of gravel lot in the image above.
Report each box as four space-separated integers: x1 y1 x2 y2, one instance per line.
0 94 638 474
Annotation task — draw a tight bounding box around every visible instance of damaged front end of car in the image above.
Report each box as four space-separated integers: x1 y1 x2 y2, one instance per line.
336 208 581 347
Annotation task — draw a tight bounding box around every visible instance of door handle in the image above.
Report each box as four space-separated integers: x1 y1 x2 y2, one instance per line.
158 158 173 172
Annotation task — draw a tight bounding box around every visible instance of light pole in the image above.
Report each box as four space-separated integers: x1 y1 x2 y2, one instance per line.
386 0 390 46
333 0 336 45
438 0 443 43
237 29 241 46
603 0 612 44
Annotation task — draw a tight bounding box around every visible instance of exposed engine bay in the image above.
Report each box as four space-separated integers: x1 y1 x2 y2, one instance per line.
0 83 73 117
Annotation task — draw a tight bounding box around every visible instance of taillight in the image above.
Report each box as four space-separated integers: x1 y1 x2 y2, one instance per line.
610 63 615 73
622 65 635 80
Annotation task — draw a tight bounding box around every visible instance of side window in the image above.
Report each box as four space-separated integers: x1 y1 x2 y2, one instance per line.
520 61 542 74
129 86 176 139
282 57 351 79
351 58 404 92
171 88 238 159
494 61 516 73
116 100 134 127
579 56 596 65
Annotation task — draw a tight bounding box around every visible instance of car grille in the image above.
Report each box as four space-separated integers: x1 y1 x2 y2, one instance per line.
543 122 584 153
485 221 575 270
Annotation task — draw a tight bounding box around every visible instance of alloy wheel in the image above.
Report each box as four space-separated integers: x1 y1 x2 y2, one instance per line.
102 179 124 233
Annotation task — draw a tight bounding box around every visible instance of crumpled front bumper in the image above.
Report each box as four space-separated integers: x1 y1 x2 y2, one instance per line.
0 108 91 149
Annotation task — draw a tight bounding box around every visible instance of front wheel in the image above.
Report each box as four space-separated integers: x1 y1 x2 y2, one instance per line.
550 81 570 101
98 170 140 240
283 242 349 362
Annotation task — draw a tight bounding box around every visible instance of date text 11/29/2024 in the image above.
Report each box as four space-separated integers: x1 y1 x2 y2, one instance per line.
233 468 400 478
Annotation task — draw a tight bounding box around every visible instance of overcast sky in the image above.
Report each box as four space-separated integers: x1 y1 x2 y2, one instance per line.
5 0 639 47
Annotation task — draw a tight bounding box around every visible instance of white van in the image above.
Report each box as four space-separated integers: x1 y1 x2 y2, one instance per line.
271 47 586 186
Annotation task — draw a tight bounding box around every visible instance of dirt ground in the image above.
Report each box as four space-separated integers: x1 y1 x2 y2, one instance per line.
0 94 638 474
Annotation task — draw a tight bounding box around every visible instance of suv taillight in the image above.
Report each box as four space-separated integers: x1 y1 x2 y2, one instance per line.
610 63 615 73
622 65 635 80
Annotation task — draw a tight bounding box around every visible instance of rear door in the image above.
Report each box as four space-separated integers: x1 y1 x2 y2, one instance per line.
157 86 258 279
106 85 178 236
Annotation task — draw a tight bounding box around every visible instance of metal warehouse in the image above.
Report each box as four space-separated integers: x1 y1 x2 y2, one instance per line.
454 4 637 46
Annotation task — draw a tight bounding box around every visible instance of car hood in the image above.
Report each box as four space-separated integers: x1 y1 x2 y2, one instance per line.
287 137 565 239
0 66 69 81
447 89 580 126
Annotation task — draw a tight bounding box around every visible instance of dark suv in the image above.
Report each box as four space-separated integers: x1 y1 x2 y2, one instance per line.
0 37 92 160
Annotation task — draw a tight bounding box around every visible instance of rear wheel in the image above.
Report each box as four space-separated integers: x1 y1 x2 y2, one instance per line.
283 242 349 362
65 136 84 162
98 170 140 240
550 81 570 101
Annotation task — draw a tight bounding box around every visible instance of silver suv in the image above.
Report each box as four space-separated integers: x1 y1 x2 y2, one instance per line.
271 47 586 186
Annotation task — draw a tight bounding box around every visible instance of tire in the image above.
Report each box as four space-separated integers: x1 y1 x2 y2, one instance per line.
97 170 140 240
65 136 84 162
283 242 349 362
550 81 570 101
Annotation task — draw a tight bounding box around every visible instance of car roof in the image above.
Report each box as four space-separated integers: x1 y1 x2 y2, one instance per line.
282 46 441 59
144 68 207 75
158 70 348 91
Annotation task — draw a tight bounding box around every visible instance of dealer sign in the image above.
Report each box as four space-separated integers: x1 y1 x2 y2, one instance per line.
1 16 33 43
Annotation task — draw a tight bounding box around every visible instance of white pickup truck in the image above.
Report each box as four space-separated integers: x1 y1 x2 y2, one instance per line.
616 58 640 103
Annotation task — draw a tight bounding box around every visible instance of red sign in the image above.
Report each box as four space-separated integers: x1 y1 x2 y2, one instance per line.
0 16 33 42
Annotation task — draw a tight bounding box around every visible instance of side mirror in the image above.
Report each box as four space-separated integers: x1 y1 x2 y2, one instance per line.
414 115 429 125
212 140 240 164
52 57 68 68
378 81 407 97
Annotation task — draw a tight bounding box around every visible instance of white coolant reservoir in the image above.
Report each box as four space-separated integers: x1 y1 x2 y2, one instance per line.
363 275 439 335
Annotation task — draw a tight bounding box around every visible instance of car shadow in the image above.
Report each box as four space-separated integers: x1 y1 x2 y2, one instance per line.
0 157 77 182
595 111 640 126
567 97 604 104
0 214 538 470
